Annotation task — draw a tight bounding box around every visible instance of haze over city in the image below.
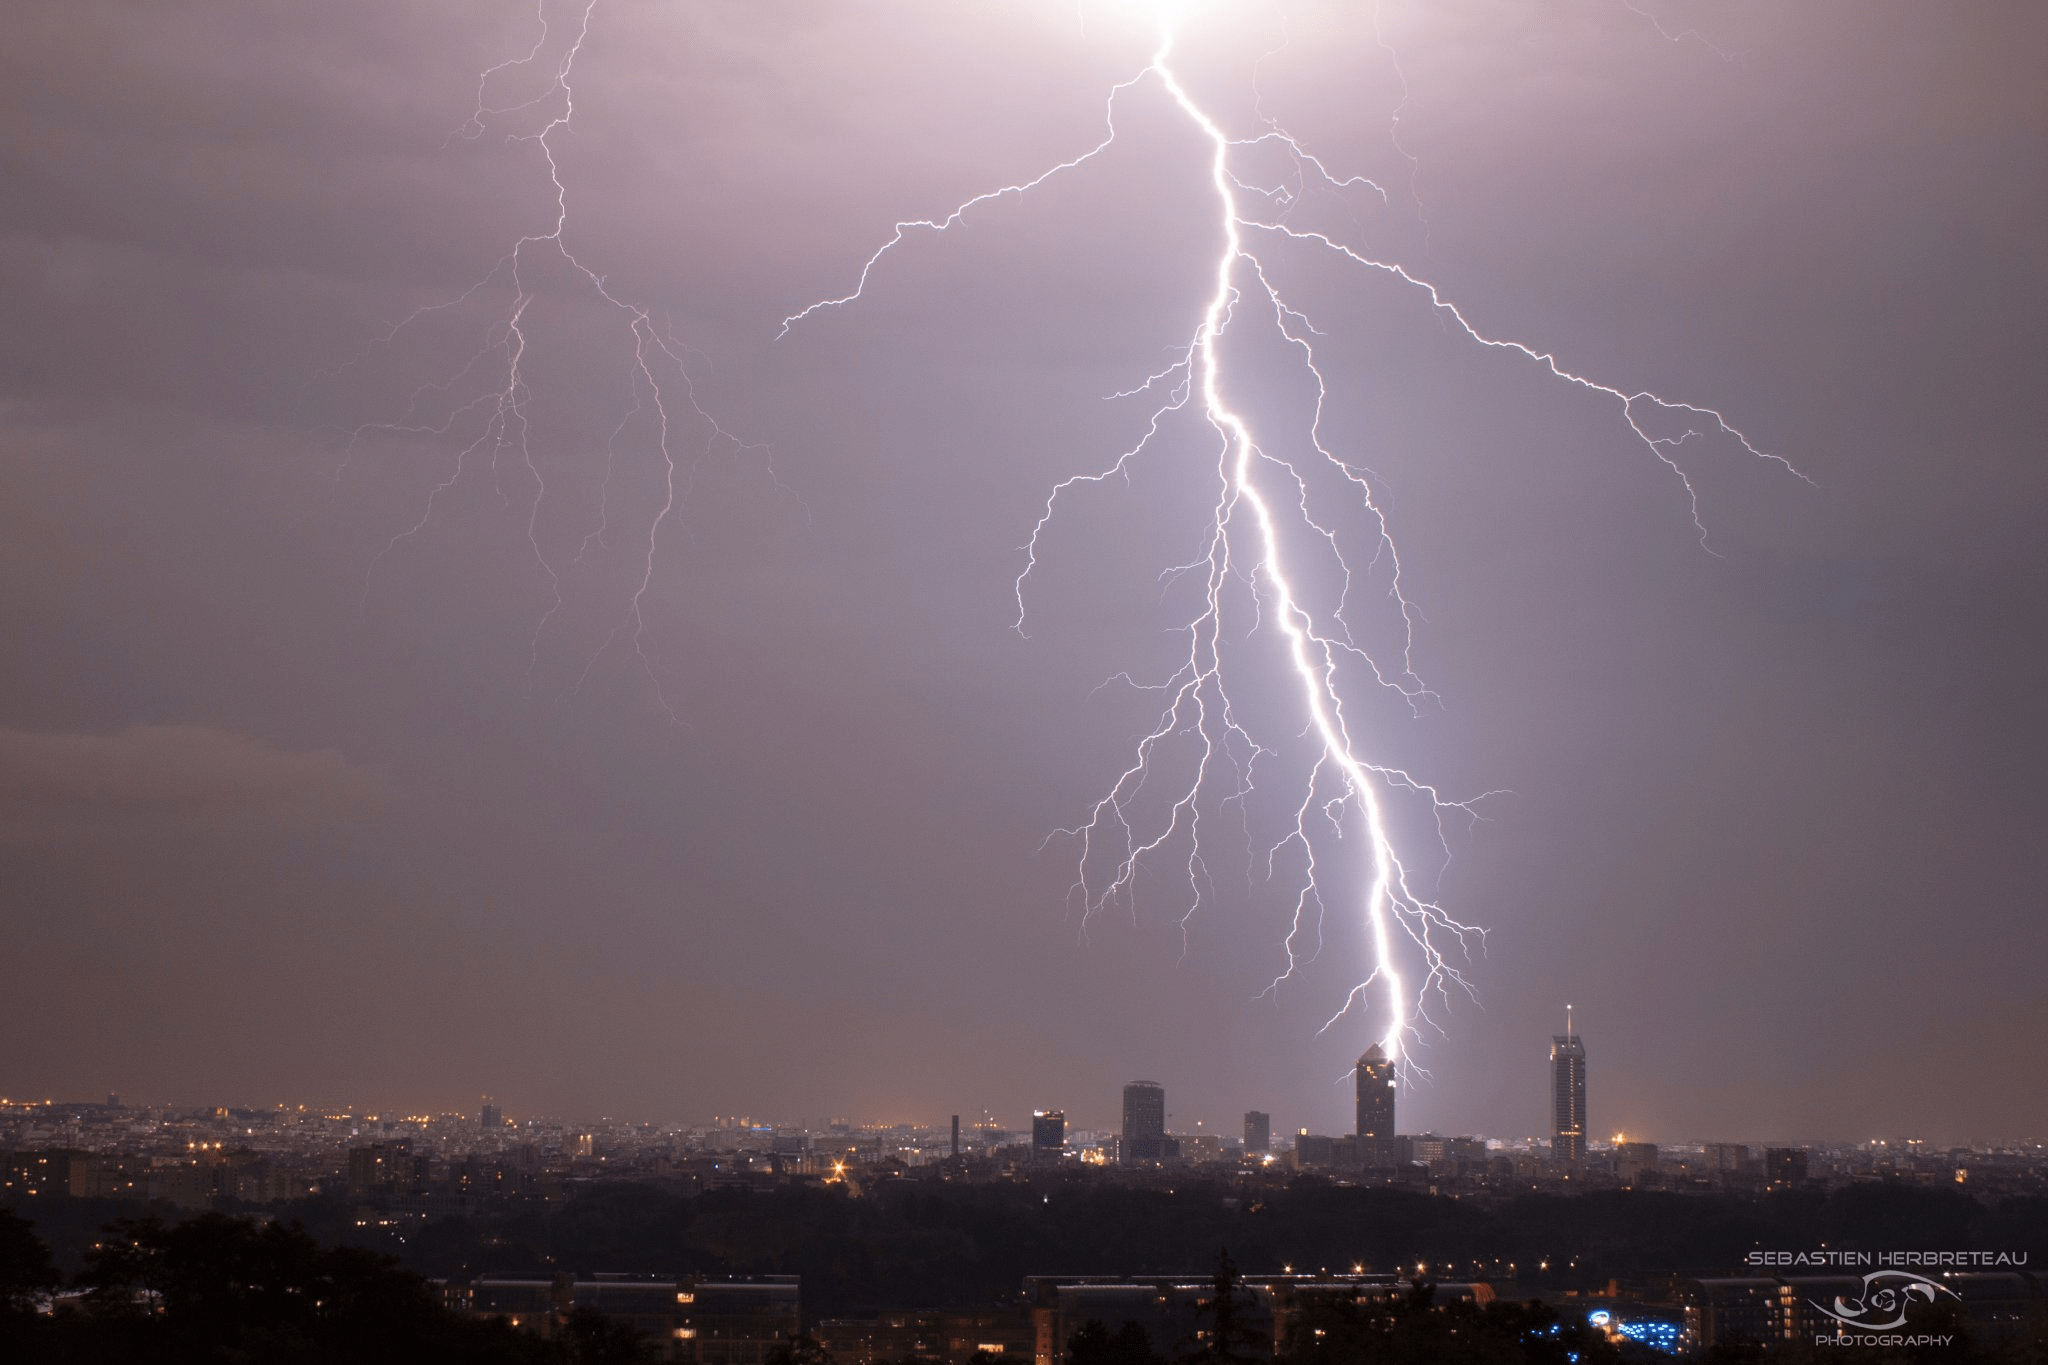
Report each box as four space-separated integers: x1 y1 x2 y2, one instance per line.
2 0 2044 1149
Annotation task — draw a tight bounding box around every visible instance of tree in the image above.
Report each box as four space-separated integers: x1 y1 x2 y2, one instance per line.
67 1211 554 1364
1070 1318 1169 1365
1188 1249 1265 1365
560 1304 660 1365
77 1215 171 1319
764 1328 836 1365
0 1209 59 1316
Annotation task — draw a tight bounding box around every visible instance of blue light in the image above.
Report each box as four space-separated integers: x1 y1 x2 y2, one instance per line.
1610 1317 1683 1355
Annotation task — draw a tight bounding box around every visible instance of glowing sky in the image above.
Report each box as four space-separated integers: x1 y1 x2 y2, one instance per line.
1 1 2043 1143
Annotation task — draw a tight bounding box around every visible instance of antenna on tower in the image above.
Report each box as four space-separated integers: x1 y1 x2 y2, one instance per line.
1567 1003 1574 1039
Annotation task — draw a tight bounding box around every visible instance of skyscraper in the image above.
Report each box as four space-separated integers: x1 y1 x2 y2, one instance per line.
1032 1109 1066 1156
1121 1081 1166 1163
1355 1045 1396 1138
1243 1111 1271 1154
1550 1012 1587 1164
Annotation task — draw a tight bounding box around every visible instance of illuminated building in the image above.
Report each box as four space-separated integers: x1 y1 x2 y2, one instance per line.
1550 1020 1588 1164
1121 1081 1166 1164
1022 1273 1494 1365
1683 1275 2047 1352
1032 1110 1066 1156
1355 1045 1395 1138
347 1140 421 1196
1243 1111 1270 1154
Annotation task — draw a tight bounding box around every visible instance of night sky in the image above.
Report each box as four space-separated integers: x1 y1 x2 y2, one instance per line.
2 1 2043 1147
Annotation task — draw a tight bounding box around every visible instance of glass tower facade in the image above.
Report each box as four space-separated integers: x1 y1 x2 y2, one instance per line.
1355 1045 1396 1138
1550 1033 1588 1163
1121 1081 1166 1163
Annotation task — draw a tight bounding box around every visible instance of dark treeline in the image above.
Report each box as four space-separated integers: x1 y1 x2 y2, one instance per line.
0 1207 653 1363
9 1178 2044 1319
4 1196 2046 1364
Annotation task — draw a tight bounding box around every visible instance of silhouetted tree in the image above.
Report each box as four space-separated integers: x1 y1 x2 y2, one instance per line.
0 1209 59 1315
1070 1318 1169 1365
764 1328 836 1365
560 1303 660 1364
1187 1249 1264 1365
0 1211 60 1363
77 1215 170 1319
64 1210 554 1363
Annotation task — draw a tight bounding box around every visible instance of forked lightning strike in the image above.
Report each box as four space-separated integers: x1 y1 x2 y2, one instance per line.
788 9 1798 1067
336 0 749 717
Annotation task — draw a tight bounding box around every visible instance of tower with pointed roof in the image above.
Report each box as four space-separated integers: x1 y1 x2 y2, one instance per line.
1551 1006 1588 1164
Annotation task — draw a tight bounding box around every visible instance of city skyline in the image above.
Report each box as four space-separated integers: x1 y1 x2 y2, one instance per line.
7 1089 2039 1167
1 3 2044 1146
6 996 2014 1148
11 1018 2032 1153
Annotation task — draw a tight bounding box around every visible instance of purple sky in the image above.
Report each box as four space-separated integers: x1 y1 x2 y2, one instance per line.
2 1 2043 1146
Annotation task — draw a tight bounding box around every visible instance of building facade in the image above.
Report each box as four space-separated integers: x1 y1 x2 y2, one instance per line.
1764 1148 1809 1185
816 1308 1034 1365
1550 1032 1587 1164
1121 1082 1166 1164
1684 1275 2044 1351
1242 1111 1271 1155
1354 1046 1395 1139
1023 1274 1493 1365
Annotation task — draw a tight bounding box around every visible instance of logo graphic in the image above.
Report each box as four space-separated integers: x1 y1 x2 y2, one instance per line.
1809 1272 1959 1330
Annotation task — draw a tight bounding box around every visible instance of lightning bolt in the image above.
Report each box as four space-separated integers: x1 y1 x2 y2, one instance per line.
787 8 1799 1070
326 0 759 718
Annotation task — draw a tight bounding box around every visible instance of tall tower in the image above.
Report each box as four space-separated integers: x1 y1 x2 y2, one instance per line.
1243 1111 1271 1154
1550 1007 1588 1164
1121 1081 1166 1163
1032 1109 1066 1157
1355 1045 1396 1138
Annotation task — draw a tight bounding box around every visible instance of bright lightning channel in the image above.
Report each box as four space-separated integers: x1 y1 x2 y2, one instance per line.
787 9 1799 1070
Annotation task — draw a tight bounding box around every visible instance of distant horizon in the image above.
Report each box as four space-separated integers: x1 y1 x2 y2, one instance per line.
4 1089 2030 1154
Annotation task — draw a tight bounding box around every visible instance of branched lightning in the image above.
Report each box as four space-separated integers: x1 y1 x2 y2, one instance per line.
329 0 758 718
787 8 1799 1068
